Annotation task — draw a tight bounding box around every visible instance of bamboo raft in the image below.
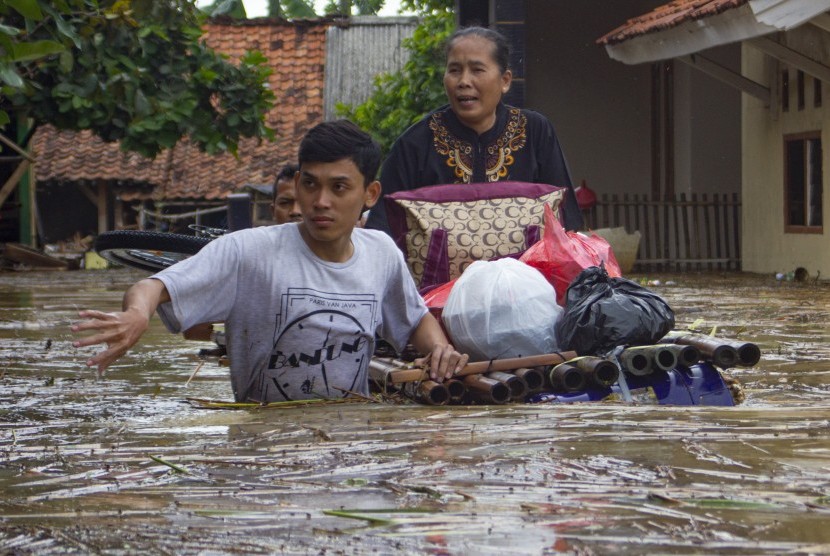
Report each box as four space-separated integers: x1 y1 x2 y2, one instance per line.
202 331 750 407
369 332 753 407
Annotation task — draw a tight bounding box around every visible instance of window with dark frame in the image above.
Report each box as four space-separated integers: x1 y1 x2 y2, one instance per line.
815 77 822 108
785 133 823 233
782 69 789 111
797 71 805 110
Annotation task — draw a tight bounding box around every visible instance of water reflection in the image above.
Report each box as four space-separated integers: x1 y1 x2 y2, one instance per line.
0 269 828 554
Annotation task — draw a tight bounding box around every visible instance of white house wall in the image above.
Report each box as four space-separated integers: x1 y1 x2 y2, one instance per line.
742 25 830 276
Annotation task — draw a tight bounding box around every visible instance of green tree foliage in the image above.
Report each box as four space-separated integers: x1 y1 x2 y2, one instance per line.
281 0 317 17
322 0 383 16
400 0 449 14
205 0 384 20
0 0 275 158
262 0 381 18
202 0 247 17
335 0 453 154
262 0 316 18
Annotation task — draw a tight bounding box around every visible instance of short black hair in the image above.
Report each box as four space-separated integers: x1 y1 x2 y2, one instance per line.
297 120 381 186
273 163 298 199
445 26 511 74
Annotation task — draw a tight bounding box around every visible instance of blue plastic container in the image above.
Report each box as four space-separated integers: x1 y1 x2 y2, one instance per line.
527 362 735 406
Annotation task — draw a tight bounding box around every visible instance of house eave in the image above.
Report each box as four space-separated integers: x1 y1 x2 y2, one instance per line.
604 4 777 65
604 0 830 65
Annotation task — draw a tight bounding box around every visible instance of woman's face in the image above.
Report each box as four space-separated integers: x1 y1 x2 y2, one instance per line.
443 35 512 135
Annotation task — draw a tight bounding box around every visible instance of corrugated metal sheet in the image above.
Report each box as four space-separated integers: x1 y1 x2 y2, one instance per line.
750 0 830 30
324 16 418 120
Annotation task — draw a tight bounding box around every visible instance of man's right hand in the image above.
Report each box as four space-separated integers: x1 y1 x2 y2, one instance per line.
72 308 151 373
71 278 169 374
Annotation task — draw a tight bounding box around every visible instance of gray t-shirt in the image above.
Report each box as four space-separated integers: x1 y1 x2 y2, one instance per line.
153 224 427 402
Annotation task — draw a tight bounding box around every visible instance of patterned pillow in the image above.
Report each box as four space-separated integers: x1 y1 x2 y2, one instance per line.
385 182 565 289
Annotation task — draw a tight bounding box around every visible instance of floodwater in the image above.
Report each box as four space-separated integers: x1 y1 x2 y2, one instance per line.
0 268 828 555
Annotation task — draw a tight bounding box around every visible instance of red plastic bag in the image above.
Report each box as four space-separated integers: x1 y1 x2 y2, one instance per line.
587 232 622 276
421 279 457 322
520 204 622 305
574 179 597 210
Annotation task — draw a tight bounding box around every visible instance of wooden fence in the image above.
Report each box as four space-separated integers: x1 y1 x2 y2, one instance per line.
582 192 741 271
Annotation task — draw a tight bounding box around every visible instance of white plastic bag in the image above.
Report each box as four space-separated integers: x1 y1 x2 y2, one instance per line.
442 258 563 362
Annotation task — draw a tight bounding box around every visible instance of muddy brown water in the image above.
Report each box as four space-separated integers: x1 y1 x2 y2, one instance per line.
0 268 828 554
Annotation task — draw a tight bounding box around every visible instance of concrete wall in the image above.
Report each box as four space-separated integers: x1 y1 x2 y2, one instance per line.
525 0 741 197
742 26 829 276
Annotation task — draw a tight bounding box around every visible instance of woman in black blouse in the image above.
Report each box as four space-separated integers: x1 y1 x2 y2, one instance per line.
366 26 583 234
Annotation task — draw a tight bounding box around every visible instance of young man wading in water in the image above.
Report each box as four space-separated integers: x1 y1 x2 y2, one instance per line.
181 162 301 343
72 120 468 403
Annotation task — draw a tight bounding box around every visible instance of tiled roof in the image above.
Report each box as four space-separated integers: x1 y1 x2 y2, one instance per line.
597 0 748 45
32 18 330 200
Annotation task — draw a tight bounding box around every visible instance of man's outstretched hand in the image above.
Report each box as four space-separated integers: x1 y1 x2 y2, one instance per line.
72 308 151 373
71 278 168 373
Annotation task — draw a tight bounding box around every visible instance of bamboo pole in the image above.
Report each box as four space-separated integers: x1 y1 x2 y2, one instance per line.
660 334 741 368
0 158 29 208
485 371 527 400
513 367 545 392
403 380 449 406
547 362 587 393
0 131 35 162
568 356 620 387
373 351 578 385
445 379 467 401
462 375 510 404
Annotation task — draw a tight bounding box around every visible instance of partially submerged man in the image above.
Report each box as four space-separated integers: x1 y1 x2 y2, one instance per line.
182 163 301 342
271 163 302 224
72 120 468 402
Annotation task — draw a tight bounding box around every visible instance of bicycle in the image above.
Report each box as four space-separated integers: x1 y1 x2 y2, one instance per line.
94 226 226 272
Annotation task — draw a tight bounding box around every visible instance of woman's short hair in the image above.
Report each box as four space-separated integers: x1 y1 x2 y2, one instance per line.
445 26 511 74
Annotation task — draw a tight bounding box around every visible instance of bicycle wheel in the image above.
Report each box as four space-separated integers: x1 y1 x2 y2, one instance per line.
95 230 213 272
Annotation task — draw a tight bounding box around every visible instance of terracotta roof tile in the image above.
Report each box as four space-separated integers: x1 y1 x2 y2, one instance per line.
597 0 748 45
32 19 330 200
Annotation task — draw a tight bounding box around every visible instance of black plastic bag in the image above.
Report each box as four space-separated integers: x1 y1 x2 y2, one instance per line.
556 265 675 355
